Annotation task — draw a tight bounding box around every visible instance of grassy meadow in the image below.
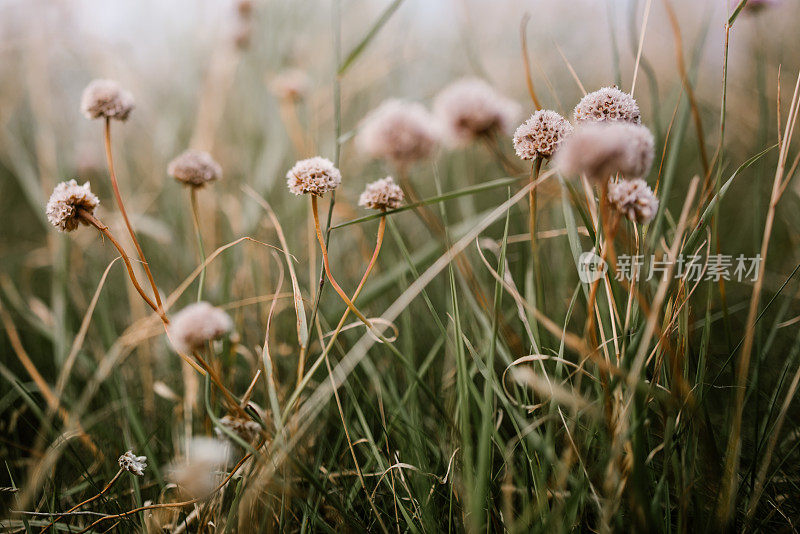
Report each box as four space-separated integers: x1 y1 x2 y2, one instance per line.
2 0 800 531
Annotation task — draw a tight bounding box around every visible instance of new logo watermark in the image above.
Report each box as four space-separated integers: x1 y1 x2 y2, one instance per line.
577 252 761 283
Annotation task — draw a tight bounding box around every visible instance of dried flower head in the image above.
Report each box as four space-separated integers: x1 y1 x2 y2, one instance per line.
433 77 521 146
573 86 641 124
118 450 147 476
744 0 782 12
355 99 439 167
607 178 659 224
168 150 222 187
556 122 654 182
236 0 254 17
46 180 100 232
168 302 233 354
513 110 574 160
270 69 310 101
215 414 262 444
286 157 342 196
167 437 230 497
80 79 134 121
358 176 404 211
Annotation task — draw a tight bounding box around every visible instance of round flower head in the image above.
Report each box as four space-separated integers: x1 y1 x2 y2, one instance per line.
573 86 640 124
286 157 342 196
433 77 521 146
215 414 262 444
168 302 233 354
358 176 404 211
556 122 654 182
167 437 230 497
118 450 147 476
355 99 439 167
270 69 310 101
46 180 100 232
513 110 574 160
607 178 659 224
168 149 222 187
80 79 134 121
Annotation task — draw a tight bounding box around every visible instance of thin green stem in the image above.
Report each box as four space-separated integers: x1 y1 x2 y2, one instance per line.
189 188 207 302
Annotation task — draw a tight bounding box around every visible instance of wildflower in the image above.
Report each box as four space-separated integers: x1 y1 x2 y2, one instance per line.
118 450 147 476
168 302 233 354
215 414 262 444
433 77 521 146
556 122 654 182
358 176 404 211
573 86 640 124
512 110 573 160
355 99 439 167
607 178 659 223
286 157 342 196
270 69 310 101
46 180 100 232
168 150 222 187
167 437 230 497
80 79 134 121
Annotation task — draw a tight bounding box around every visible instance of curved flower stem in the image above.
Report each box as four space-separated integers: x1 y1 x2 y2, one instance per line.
191 350 249 420
39 469 123 533
103 118 163 314
78 209 167 323
310 195 376 334
189 188 207 302
528 158 542 258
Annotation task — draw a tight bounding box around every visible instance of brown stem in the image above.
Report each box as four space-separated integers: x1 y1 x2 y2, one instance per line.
310 196 375 333
528 158 542 258
78 209 166 323
39 469 123 533
191 350 248 418
103 118 163 313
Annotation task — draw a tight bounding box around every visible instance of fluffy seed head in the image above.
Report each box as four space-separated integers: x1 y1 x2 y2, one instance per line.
355 99 439 166
513 110 574 160
118 450 147 476
270 69 310 101
168 150 222 187
556 122 654 182
286 157 342 196
433 77 521 146
80 79 134 121
607 178 659 224
358 176 404 211
46 180 100 232
167 437 230 497
215 414 262 444
574 86 640 124
168 302 233 354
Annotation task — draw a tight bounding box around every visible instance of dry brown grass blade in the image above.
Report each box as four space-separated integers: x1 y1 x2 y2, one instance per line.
520 13 542 110
716 70 800 527
630 0 653 97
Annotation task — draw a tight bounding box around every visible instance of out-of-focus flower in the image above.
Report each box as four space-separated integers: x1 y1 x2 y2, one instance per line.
556 122 654 182
356 99 439 167
607 178 659 223
286 157 342 196
168 302 233 354
573 86 640 125
433 77 521 146
80 79 134 121
118 450 147 476
46 180 100 232
358 176 404 211
743 0 782 12
270 69 310 101
167 437 230 497
512 110 573 160
168 150 222 188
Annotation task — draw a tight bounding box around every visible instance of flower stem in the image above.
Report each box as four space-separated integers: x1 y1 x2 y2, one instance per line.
39 469 123 533
103 118 163 314
189 188 207 302
310 195 376 334
78 209 166 323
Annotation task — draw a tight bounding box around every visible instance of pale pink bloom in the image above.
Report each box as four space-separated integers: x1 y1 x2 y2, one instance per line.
573 86 640 125
168 302 233 354
168 150 222 187
286 157 342 196
433 77 521 146
118 450 147 476
358 176 404 211
556 122 654 182
512 110 573 160
80 79 134 121
46 180 100 232
607 178 659 223
356 99 439 166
